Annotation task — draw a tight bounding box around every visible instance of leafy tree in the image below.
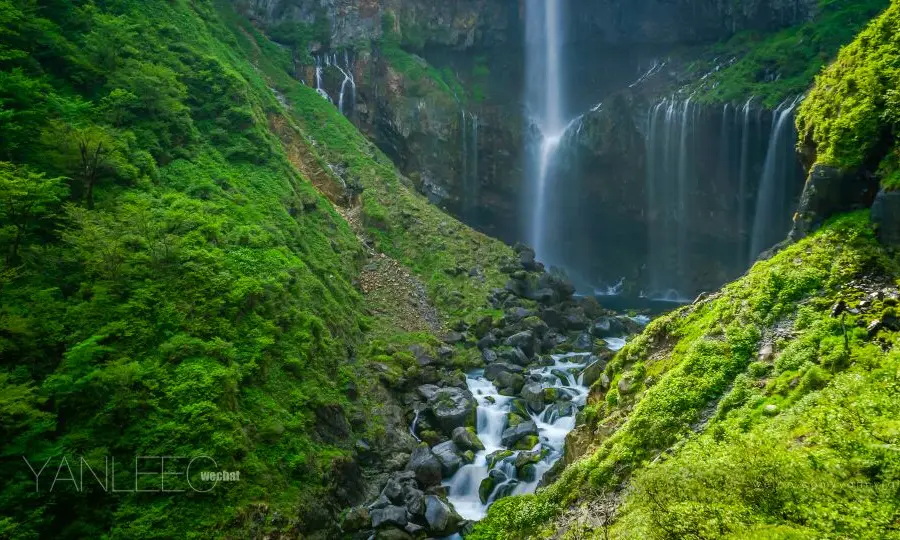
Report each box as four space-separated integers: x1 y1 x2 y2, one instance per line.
0 162 65 265
41 122 126 208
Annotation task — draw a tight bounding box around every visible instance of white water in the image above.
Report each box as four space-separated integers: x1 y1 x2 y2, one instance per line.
526 0 566 263
313 52 356 117
749 96 803 260
443 353 593 521
461 111 479 221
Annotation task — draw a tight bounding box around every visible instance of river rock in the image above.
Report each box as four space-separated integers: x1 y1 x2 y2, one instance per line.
479 476 495 504
580 356 608 387
495 370 525 393
500 347 531 366
423 495 463 536
618 374 635 394
417 384 440 401
538 308 562 330
477 333 498 350
551 368 572 385
565 309 589 330
505 330 536 356
405 444 442 487
504 306 533 324
370 505 408 528
482 348 498 363
432 441 463 477
452 426 485 451
376 527 412 540
501 421 537 447
427 387 476 433
520 382 545 412
404 487 426 516
519 247 539 270
573 332 594 351
341 506 371 532
590 316 628 338
485 362 523 381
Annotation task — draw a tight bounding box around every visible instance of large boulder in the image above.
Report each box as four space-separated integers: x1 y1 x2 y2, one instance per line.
573 332 594 351
370 505 408 528
499 347 530 366
495 370 525 393
452 427 485 451
405 444 442 487
790 164 880 241
423 495 463 536
590 317 629 338
580 356 608 387
341 506 371 532
427 387 476 433
520 383 545 412
872 189 900 248
431 441 463 477
501 421 538 447
505 330 536 357
484 362 524 381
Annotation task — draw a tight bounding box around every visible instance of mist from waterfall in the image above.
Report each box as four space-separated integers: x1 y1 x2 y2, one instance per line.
461 111 480 222
526 0 566 264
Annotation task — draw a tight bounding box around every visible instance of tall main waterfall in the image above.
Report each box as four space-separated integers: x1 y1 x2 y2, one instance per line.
526 0 566 263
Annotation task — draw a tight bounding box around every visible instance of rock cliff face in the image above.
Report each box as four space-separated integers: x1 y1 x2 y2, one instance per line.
234 0 820 293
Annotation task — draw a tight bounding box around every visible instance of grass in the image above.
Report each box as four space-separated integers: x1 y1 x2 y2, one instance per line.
684 0 890 108
470 211 900 539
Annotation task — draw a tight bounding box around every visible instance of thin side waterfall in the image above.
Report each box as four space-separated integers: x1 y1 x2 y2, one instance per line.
314 55 330 102
334 51 356 116
460 111 479 221
643 97 805 299
737 97 755 267
526 0 566 263
749 96 804 260
312 51 355 118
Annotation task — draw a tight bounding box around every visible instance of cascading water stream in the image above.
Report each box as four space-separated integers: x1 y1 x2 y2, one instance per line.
442 353 597 521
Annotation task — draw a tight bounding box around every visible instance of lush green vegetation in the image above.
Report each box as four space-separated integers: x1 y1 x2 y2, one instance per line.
471 212 900 538
378 11 465 101
0 0 509 537
687 0 890 107
797 0 900 190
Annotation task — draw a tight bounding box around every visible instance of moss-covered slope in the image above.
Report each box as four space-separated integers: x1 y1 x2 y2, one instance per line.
0 0 510 538
797 0 900 190
471 212 900 539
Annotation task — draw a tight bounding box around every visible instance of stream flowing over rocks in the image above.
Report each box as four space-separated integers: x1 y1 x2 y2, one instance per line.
341 245 646 538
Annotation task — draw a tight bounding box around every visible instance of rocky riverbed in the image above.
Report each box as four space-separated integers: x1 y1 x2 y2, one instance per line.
340 244 647 538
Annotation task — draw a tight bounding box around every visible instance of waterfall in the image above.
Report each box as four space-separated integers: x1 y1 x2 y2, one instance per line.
749 96 803 260
643 97 805 299
737 97 755 267
526 0 566 263
312 51 356 117
460 111 479 221
334 51 356 116
314 55 330 102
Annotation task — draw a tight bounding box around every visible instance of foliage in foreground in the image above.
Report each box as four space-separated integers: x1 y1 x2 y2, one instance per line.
471 212 900 539
0 0 509 537
796 0 900 190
